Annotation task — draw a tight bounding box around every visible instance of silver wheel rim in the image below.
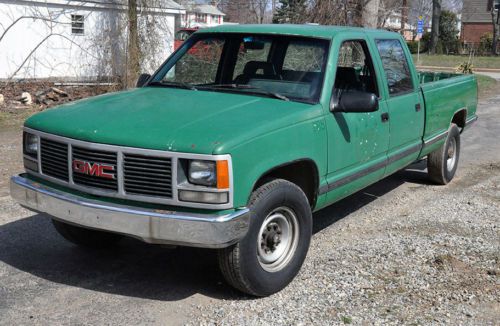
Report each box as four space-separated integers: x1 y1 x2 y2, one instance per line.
446 137 457 172
257 206 299 272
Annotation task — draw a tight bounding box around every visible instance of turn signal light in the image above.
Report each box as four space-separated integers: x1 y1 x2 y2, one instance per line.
216 160 230 189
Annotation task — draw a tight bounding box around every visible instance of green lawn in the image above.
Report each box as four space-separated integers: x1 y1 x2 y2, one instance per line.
476 74 498 98
413 55 500 69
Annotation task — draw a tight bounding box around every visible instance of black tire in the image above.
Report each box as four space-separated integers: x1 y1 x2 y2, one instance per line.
218 179 312 296
52 219 122 249
427 123 461 185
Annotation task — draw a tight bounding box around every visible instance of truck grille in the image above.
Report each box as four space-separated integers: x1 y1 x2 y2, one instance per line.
123 154 172 198
40 138 69 181
38 136 173 200
72 146 118 191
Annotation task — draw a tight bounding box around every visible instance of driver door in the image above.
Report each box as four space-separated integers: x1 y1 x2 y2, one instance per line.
324 38 390 200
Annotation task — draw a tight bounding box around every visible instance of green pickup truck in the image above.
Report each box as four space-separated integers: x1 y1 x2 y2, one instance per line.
11 24 477 296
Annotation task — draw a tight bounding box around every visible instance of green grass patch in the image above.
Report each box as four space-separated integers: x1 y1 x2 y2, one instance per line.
476 74 498 98
413 55 500 69
0 106 39 129
341 315 353 324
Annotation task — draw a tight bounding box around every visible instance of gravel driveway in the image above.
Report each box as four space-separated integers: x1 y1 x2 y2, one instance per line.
1 94 499 325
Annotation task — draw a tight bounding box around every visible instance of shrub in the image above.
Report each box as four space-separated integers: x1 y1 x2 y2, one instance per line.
439 11 460 54
407 41 419 54
478 33 493 55
456 62 473 74
420 32 431 52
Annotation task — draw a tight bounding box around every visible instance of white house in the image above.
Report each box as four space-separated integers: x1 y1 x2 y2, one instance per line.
180 2 224 28
0 0 185 80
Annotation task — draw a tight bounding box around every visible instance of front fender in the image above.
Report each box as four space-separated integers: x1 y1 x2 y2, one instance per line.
228 116 328 208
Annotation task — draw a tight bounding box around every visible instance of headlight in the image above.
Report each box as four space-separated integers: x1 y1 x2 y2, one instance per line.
188 160 216 187
23 132 38 158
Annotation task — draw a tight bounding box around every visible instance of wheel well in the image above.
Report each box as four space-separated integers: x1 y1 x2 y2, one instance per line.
253 160 319 208
452 109 467 129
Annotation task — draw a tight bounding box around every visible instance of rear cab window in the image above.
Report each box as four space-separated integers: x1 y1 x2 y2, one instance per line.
375 39 414 96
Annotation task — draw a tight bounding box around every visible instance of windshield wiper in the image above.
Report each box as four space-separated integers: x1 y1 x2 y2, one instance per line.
198 84 290 101
198 83 254 89
148 81 197 90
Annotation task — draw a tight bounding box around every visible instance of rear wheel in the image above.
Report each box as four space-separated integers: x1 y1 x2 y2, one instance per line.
52 219 122 249
218 179 312 296
427 123 461 185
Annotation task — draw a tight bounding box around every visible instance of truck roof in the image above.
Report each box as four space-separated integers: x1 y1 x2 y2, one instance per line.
199 24 401 39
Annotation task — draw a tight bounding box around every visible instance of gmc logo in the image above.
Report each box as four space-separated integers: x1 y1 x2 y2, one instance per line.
72 159 116 179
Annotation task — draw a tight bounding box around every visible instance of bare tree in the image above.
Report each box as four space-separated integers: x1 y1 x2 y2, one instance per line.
362 0 381 27
400 0 408 31
249 0 271 23
429 0 441 54
491 0 499 55
127 0 140 88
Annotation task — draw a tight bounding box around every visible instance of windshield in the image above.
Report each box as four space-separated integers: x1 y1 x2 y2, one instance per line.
151 33 330 103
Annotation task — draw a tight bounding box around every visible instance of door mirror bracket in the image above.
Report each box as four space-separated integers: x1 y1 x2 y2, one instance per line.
136 73 152 88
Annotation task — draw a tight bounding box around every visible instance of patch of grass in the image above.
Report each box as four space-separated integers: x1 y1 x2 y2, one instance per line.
476 74 498 99
413 54 500 69
0 106 39 129
341 316 353 324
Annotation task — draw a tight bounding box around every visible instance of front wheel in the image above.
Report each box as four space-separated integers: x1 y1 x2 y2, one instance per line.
218 179 312 296
427 123 461 185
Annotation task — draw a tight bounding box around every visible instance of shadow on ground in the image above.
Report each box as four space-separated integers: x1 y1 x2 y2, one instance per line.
0 162 430 301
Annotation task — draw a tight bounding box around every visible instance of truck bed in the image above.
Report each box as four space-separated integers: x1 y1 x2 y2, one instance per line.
418 71 478 153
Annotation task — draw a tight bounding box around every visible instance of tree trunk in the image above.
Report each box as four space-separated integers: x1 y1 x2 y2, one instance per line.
429 0 441 54
362 0 380 28
127 0 140 88
401 0 407 34
492 8 499 55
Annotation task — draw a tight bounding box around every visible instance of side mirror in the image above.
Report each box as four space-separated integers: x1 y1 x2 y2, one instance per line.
330 90 378 113
136 73 151 88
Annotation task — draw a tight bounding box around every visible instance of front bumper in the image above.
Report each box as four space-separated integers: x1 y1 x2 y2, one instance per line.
10 174 250 248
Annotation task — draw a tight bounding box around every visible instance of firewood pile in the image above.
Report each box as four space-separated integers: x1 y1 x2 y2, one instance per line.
34 87 69 106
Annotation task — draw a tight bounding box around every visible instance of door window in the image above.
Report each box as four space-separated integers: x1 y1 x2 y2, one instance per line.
375 39 414 96
334 40 378 95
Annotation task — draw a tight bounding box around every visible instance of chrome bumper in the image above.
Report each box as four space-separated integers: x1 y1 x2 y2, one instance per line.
10 175 250 248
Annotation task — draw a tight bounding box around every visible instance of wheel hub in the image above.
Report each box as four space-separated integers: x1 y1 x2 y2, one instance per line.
257 207 299 272
446 137 457 172
261 222 282 253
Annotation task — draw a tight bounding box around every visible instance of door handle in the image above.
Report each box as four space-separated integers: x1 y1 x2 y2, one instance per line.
415 103 421 112
381 112 389 123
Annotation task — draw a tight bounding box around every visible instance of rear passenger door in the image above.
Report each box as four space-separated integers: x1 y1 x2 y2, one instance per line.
373 39 425 174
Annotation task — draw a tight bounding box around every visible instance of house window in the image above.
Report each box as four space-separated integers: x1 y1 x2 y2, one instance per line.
488 0 500 11
71 15 84 35
195 13 207 23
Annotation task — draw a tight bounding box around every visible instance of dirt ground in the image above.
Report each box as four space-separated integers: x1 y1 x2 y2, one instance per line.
0 87 499 325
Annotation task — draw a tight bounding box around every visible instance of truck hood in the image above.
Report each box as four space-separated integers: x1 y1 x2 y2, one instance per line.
25 87 322 154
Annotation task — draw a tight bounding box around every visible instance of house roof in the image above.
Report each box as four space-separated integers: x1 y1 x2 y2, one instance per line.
191 4 225 15
462 0 493 23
